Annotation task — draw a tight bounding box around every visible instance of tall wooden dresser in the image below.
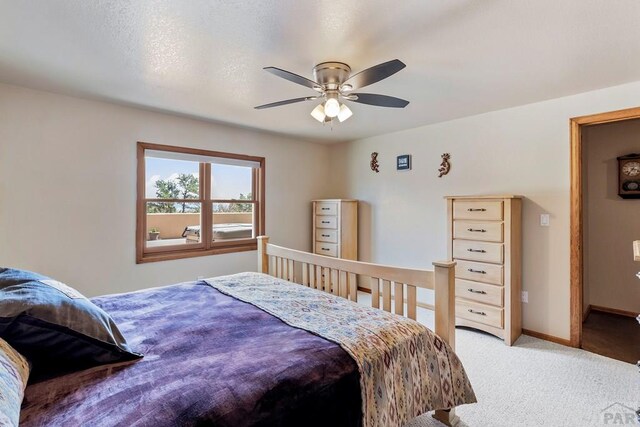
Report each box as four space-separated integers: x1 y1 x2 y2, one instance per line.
445 195 522 345
312 199 358 260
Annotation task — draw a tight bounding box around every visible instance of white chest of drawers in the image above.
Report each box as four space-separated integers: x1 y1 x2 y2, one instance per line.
312 199 358 260
446 195 522 345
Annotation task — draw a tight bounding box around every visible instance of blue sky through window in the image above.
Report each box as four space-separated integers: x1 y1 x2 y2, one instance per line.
145 157 252 200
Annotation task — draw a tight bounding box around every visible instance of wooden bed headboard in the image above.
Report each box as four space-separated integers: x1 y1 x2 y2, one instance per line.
257 236 457 350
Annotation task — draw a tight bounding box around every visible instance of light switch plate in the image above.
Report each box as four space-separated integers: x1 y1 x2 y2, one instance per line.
540 214 550 226
521 291 528 303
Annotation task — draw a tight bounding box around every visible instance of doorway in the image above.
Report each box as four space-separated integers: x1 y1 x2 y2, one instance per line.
569 107 640 362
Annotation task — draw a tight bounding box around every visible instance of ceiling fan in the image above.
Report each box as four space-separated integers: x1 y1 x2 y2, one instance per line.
254 59 409 124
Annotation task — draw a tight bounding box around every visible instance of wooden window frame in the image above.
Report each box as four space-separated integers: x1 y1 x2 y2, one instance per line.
136 141 266 264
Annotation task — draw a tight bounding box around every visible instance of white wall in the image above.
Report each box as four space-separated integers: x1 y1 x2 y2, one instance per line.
4 79 640 339
583 119 640 313
329 81 640 340
0 83 332 296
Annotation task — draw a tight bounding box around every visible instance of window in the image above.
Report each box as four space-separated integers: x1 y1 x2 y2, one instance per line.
136 142 265 263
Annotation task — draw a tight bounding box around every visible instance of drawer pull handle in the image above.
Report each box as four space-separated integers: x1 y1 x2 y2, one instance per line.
467 228 486 232
467 248 486 253
321 207 330 210
467 288 487 294
322 234 330 237
321 221 330 224
467 208 486 212
468 309 487 316
468 268 486 274
321 248 330 251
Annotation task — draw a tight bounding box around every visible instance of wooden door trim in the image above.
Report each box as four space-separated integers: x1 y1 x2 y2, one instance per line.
569 106 640 347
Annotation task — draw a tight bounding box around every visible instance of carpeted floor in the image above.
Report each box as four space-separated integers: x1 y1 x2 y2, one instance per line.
357 293 639 427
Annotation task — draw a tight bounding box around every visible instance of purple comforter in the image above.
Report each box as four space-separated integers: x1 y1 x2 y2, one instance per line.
20 281 362 427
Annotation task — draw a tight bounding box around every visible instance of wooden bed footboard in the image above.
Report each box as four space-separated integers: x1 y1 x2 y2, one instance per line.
257 236 459 425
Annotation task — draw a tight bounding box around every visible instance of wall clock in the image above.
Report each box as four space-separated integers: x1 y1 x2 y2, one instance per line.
617 153 640 199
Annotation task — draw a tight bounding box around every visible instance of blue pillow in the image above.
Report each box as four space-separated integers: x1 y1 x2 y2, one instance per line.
0 268 142 381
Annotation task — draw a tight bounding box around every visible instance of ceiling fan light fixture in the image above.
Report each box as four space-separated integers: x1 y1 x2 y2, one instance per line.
337 104 353 122
256 59 409 126
324 98 341 118
310 104 326 122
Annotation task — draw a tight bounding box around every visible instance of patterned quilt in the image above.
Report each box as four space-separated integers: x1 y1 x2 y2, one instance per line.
205 272 476 427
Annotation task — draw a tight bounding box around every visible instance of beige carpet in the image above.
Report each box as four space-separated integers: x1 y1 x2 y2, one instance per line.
356 293 639 427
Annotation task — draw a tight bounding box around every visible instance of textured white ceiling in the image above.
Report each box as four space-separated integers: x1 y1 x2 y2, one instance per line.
1 0 640 142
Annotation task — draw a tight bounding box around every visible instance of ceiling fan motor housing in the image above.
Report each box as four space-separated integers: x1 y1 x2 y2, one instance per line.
313 62 351 90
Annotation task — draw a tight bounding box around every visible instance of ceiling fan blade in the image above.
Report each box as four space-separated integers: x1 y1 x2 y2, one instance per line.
350 93 409 108
344 59 406 90
254 96 318 109
263 67 321 90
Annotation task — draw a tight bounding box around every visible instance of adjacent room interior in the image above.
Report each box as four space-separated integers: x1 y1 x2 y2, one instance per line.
0 2 638 427
580 118 640 364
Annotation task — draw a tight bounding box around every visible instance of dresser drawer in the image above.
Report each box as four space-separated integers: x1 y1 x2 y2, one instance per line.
316 229 338 243
453 240 504 264
315 216 337 229
315 242 338 257
315 201 338 216
455 279 503 307
453 220 503 242
453 200 503 220
455 259 504 285
456 299 504 328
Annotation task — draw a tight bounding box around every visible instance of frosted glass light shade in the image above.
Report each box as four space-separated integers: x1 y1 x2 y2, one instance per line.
337 104 353 122
324 98 340 117
310 104 326 122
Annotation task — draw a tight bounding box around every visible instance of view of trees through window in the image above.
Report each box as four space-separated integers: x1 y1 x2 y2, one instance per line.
148 173 199 213
138 143 264 262
147 173 253 213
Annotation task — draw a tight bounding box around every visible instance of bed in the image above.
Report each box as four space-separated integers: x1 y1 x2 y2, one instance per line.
18 236 475 427
182 223 253 242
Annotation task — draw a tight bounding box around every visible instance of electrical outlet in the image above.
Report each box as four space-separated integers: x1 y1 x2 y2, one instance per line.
521 291 528 303
540 214 550 226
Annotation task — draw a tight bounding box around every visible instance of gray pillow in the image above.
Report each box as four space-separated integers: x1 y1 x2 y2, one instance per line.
0 268 142 381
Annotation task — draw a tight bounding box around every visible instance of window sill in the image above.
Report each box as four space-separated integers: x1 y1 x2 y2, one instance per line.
136 240 257 264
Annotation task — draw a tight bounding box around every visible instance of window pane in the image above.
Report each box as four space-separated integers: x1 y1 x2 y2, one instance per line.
212 203 254 241
145 157 200 199
146 202 201 247
211 164 253 200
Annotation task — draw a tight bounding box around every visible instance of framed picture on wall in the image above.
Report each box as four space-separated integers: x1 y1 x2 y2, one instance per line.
397 154 411 171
